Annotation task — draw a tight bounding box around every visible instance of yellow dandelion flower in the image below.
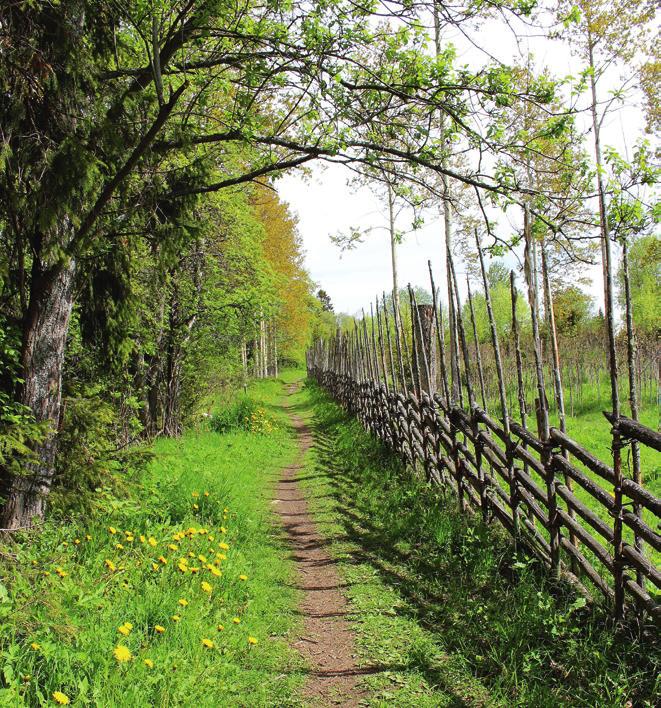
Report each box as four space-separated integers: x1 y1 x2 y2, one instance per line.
178 598 189 607
209 565 222 577
201 638 214 649
188 552 195 558
105 559 116 571
192 504 199 510
139 535 146 543
171 614 181 622
118 624 131 636
115 543 124 550
216 624 224 631
144 658 154 669
201 581 212 593
218 542 229 551
248 636 258 645
126 535 134 543
223 508 229 513
177 562 188 573
216 553 227 561
187 527 197 535
85 534 92 541
52 691 70 705
109 527 117 534
168 544 178 551
74 539 80 545
192 491 199 498
43 571 51 576
190 567 200 574
151 562 159 571
239 574 248 581
232 617 241 624
148 536 157 547
154 625 165 634
55 567 68 578
204 491 210 497
113 645 133 662
199 528 208 535
208 534 214 541
220 527 227 534
30 642 40 650
124 622 133 630
158 556 167 564
198 554 207 563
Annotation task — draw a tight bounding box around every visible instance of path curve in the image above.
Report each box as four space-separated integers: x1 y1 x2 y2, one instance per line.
274 383 367 706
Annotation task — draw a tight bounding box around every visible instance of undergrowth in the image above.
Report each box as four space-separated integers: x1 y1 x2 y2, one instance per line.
295 379 660 707
209 396 276 436
0 376 303 707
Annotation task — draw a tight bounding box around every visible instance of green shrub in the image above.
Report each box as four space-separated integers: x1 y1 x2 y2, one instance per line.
209 397 274 435
50 388 152 518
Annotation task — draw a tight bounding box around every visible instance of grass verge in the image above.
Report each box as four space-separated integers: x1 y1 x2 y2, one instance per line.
292 379 660 707
0 375 304 707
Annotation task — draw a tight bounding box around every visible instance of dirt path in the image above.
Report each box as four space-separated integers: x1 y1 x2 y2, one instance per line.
273 383 368 706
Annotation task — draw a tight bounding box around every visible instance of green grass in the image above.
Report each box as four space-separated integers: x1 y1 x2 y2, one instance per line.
291 379 660 707
0 375 304 707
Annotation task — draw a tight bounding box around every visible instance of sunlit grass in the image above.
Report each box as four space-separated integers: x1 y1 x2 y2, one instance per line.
0 375 304 706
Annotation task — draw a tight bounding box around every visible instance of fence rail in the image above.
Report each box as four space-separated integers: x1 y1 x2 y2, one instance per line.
307 253 660 622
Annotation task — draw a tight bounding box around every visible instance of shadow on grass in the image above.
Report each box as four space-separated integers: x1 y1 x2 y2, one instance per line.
297 380 660 707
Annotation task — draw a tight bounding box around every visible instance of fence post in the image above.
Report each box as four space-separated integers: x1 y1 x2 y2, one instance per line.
523 206 560 577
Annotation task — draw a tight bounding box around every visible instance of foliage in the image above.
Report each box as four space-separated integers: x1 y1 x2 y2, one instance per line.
49 389 152 519
253 186 315 362
617 235 661 336
463 262 529 342
0 323 46 483
552 286 594 336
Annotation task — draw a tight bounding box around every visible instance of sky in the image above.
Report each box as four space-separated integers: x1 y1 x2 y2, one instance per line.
276 6 652 318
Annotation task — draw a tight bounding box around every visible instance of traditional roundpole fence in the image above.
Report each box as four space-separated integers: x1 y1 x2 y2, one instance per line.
307 257 661 623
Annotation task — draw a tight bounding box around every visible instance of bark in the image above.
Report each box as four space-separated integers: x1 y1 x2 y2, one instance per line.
0 259 76 529
412 304 437 395
387 181 402 338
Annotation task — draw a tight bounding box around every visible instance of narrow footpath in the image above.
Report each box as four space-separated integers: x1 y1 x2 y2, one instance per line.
273 383 368 706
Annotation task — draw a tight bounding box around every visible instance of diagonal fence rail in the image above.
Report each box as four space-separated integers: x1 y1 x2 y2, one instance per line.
307 255 660 623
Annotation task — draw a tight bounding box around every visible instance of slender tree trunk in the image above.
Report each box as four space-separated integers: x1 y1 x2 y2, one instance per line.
272 321 279 376
162 346 182 436
0 259 76 529
387 181 402 339
412 304 436 395
433 7 460 404
260 315 267 378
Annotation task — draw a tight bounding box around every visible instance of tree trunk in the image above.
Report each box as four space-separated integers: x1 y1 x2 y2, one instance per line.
386 181 402 338
412 304 436 395
0 259 76 529
272 320 279 377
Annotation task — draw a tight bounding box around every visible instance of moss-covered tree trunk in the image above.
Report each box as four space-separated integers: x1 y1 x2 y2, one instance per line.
0 259 76 529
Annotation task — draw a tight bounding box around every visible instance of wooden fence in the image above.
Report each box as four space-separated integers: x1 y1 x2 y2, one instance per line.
307 256 660 622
